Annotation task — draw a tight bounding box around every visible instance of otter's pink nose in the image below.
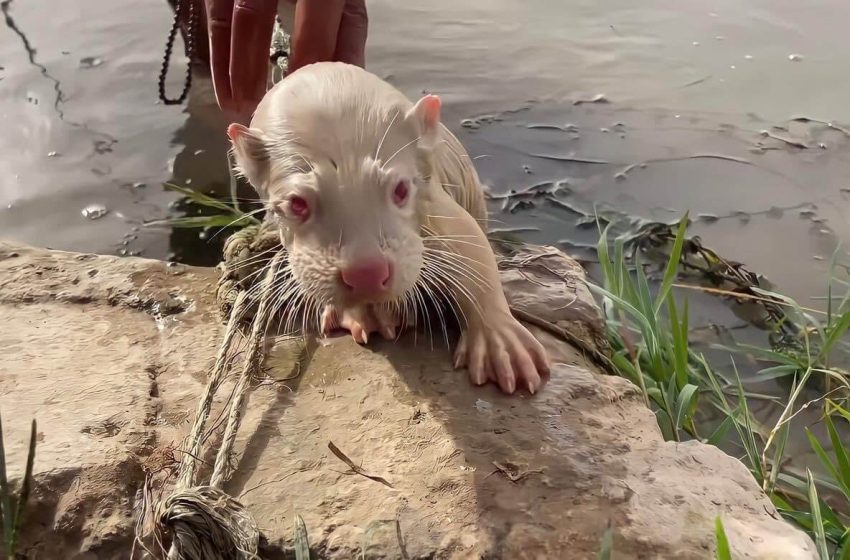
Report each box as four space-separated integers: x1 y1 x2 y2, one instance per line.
340 259 392 295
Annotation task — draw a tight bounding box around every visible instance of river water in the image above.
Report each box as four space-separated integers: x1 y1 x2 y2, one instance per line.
3 0 850 466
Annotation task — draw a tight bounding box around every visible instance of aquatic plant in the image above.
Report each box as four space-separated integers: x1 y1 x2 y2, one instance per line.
147 182 262 230
589 213 708 441
594 213 850 558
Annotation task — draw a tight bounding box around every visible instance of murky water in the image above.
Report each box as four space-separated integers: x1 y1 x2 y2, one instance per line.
3 0 850 466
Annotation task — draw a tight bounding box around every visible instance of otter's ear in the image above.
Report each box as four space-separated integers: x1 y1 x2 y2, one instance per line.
405 94 442 151
227 123 271 193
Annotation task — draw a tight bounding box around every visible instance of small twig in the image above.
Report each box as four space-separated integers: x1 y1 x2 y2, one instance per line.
790 116 850 138
488 461 543 483
680 74 712 88
530 153 609 164
327 441 393 488
776 387 850 429
239 472 298 498
672 282 828 316
759 130 809 149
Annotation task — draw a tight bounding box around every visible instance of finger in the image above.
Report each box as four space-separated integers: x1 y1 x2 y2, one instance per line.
320 305 338 334
509 339 542 395
334 0 368 67
517 328 550 376
491 348 516 395
204 0 236 110
230 0 277 119
288 0 346 74
467 335 487 386
341 306 376 338
350 322 368 344
453 332 468 369
372 305 398 340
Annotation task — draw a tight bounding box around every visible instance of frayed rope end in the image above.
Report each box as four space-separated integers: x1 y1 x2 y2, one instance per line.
159 486 260 560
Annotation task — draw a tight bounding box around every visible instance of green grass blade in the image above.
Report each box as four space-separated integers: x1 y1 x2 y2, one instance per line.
714 516 732 560
668 294 690 389
655 409 676 441
806 469 830 559
817 310 850 364
824 414 850 499
767 422 790 494
614 234 627 298
596 523 614 560
631 349 652 407
706 415 735 446
730 361 765 482
829 400 850 423
294 514 310 560
588 284 657 340
733 344 802 368
150 215 260 229
163 182 243 213
674 384 699 433
754 365 801 381
0 412 13 555
838 528 850 560
654 212 689 315
703 364 761 474
806 428 841 487
776 473 844 536
596 223 616 292
10 419 36 556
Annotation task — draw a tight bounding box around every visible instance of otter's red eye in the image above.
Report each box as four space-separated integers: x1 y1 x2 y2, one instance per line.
289 195 310 220
392 180 409 206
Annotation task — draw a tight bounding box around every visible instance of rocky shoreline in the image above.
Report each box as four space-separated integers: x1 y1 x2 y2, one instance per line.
0 241 816 559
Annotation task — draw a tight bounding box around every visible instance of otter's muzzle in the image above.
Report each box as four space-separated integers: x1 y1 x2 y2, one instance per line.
340 258 393 300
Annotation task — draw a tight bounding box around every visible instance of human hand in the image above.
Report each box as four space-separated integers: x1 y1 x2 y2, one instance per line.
204 0 367 124
205 0 277 124
287 0 368 75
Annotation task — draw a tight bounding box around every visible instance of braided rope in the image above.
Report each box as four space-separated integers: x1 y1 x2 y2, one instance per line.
216 220 284 319
159 244 285 560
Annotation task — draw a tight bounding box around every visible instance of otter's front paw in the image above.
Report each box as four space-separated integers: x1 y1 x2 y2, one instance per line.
321 304 401 344
453 312 550 395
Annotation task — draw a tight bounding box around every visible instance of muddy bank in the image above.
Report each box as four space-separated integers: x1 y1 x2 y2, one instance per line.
0 241 816 558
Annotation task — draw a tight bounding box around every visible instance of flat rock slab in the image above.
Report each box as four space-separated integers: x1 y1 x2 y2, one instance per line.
0 242 816 559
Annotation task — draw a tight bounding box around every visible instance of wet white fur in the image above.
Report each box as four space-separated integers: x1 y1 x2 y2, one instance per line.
230 61 551 394
232 62 484 313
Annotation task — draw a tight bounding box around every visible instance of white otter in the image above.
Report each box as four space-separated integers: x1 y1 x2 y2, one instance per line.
228 62 550 394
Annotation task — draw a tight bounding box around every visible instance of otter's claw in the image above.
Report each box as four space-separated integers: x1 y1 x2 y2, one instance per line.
321 304 401 344
454 312 550 395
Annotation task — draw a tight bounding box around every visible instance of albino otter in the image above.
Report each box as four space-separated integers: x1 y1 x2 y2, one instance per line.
227 62 550 395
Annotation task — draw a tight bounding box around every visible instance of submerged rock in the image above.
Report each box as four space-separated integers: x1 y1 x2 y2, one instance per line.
0 242 817 559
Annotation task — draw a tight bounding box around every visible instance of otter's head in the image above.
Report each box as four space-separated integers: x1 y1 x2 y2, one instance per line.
227 64 443 316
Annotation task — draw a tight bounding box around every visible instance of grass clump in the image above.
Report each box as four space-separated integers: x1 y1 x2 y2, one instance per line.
0 413 37 560
147 183 262 230
593 212 850 558
589 213 708 441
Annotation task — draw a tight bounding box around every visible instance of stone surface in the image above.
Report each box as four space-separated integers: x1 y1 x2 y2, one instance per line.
0 241 817 559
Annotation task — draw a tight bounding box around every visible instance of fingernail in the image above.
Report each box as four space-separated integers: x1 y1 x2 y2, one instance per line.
506 378 516 394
